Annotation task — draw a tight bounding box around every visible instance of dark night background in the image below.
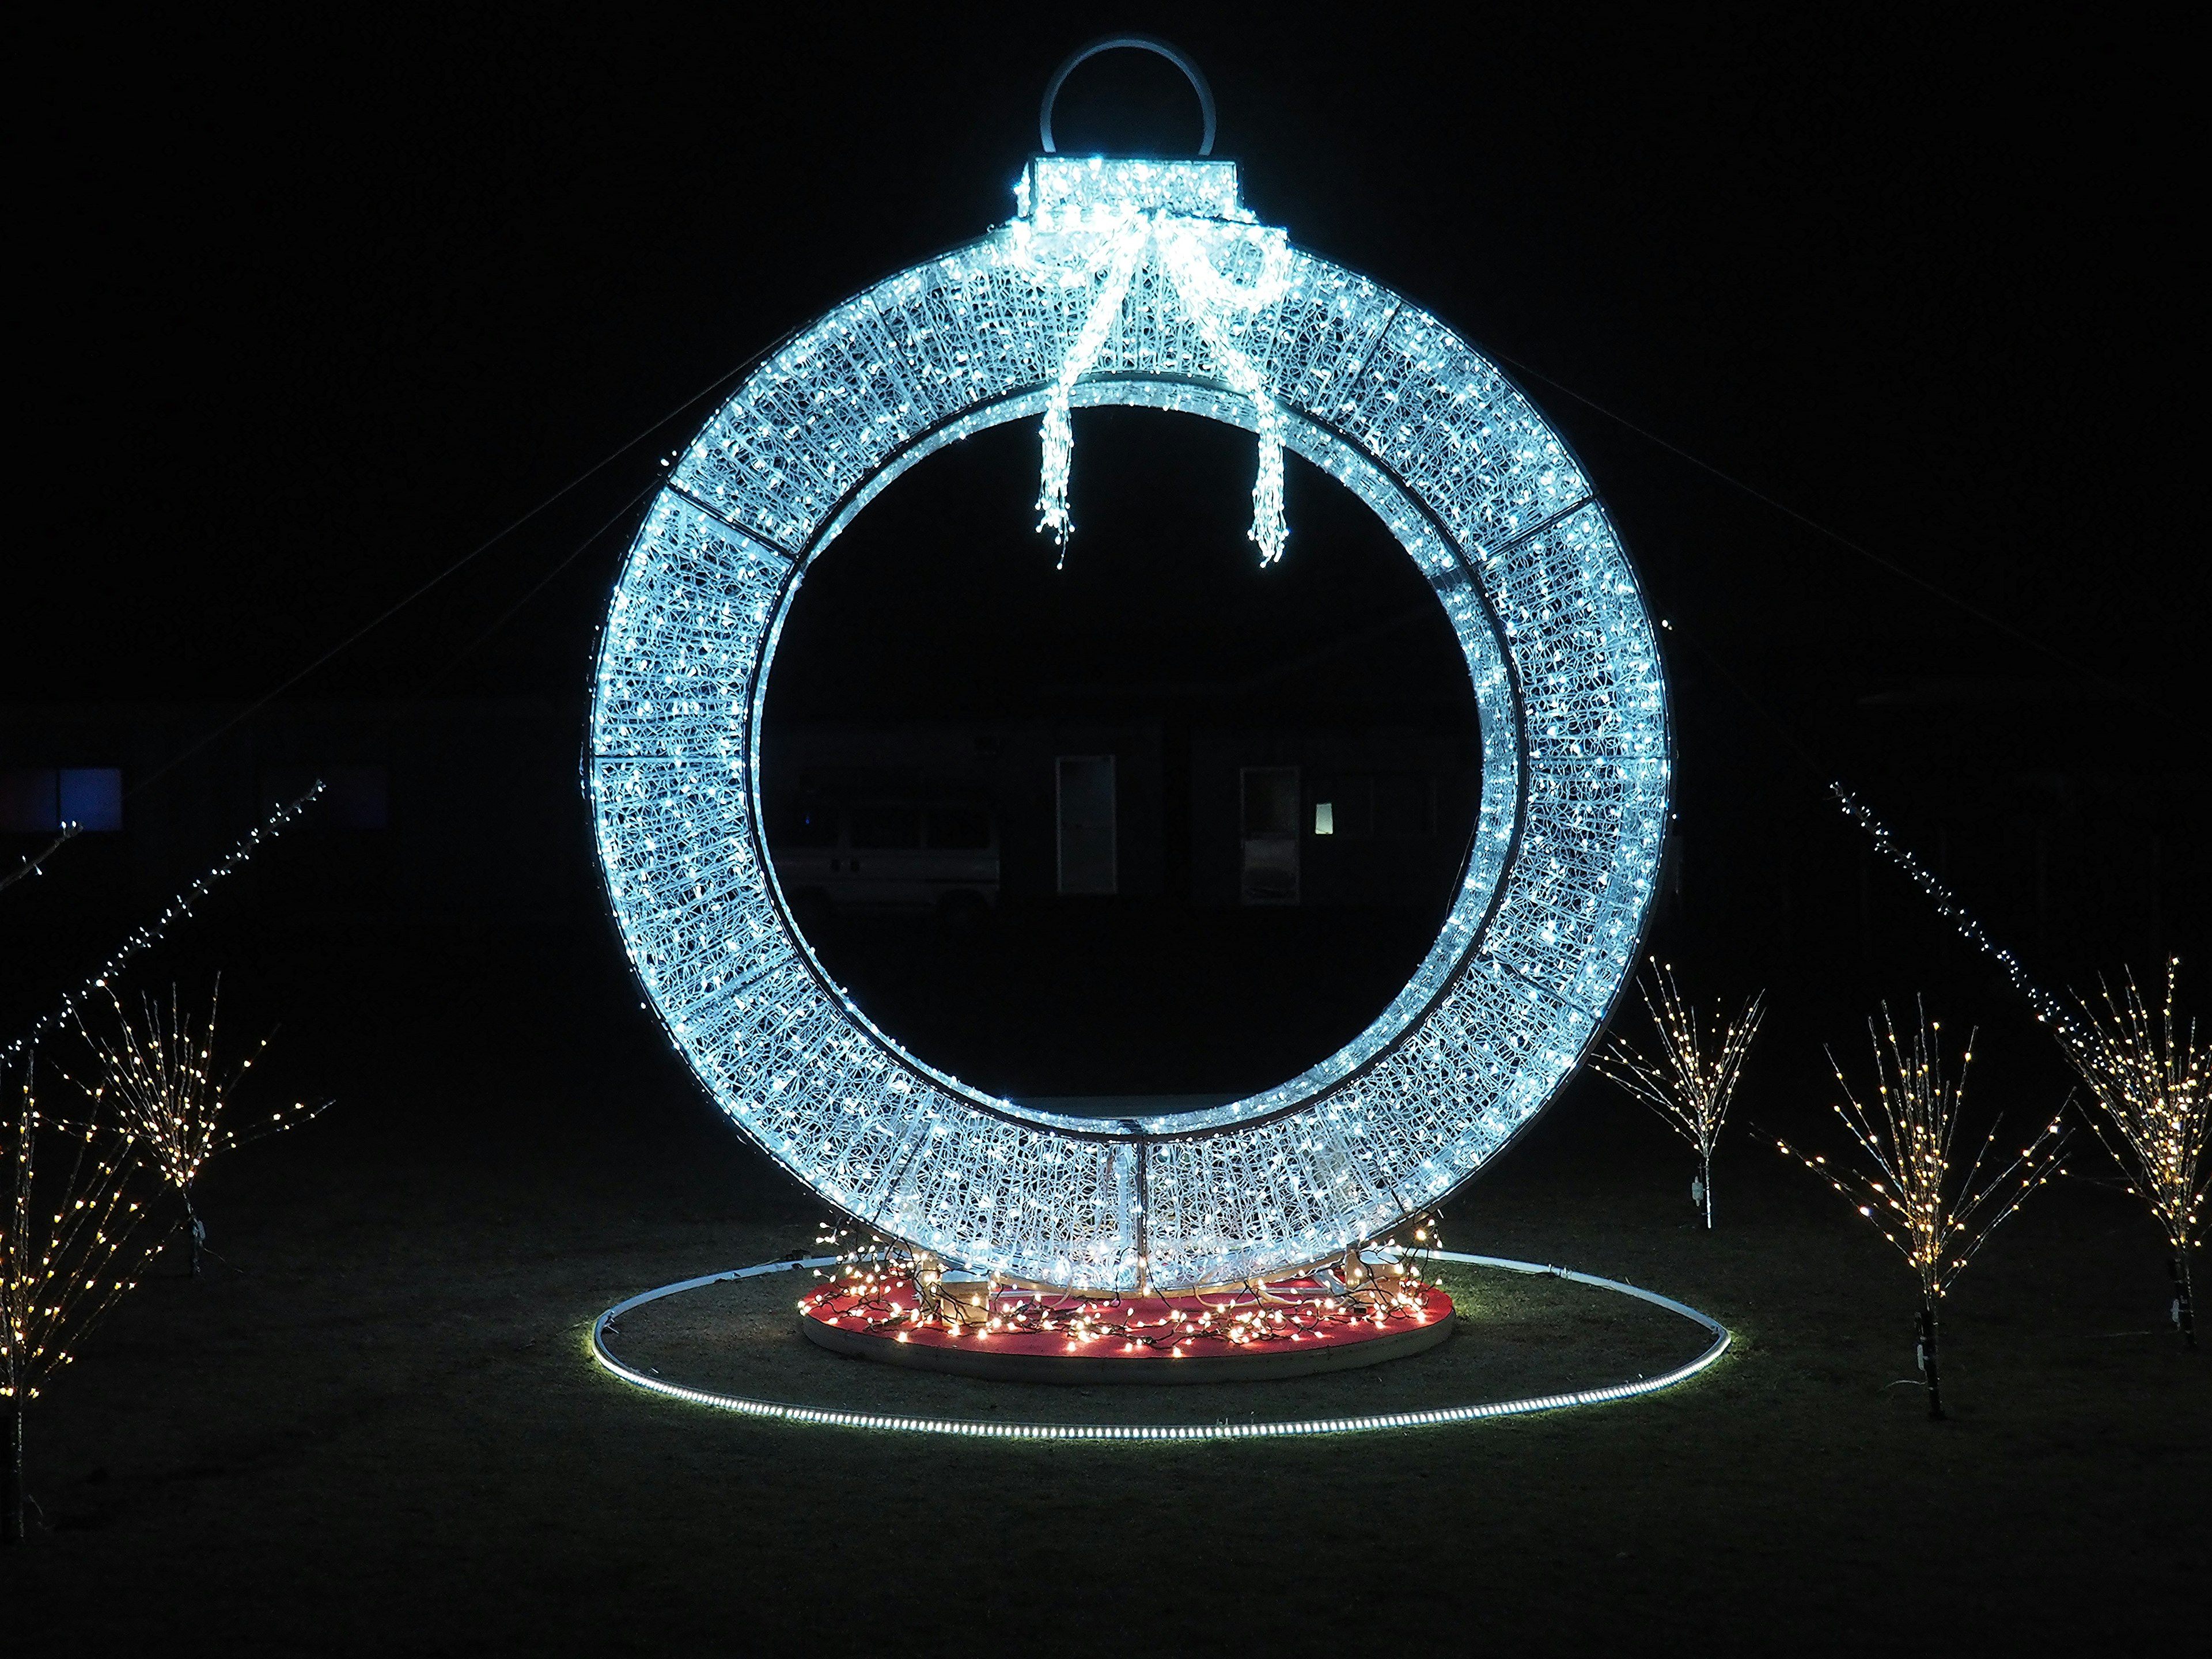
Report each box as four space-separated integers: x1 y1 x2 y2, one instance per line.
6 3 2204 1648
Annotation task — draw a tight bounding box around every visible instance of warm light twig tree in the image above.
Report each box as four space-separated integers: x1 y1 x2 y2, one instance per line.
2056 959 2205 1348
1593 963 1765 1228
3 1058 156 1543
2 790 326 1542
1778 1002 2067 1419
62 979 324 1278
1836 791 2208 1353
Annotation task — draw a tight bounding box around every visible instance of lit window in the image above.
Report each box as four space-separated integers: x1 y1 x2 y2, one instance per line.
0 767 123 832
1309 772 1434 839
60 770 123 830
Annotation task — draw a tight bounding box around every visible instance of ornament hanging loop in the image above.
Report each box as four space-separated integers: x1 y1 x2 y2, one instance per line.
1040 36 1217 157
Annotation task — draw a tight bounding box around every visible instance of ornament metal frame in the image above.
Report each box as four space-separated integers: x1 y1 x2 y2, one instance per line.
589 153 1671 1294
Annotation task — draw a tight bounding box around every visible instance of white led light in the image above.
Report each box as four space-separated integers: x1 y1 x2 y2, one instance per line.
589 1251 1729 1440
590 160 1669 1290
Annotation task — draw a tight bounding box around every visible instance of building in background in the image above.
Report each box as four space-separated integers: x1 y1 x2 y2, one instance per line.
759 719 1477 914
0 700 589 934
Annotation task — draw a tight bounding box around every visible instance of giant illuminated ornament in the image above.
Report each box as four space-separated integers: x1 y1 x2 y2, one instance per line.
589 40 1669 1293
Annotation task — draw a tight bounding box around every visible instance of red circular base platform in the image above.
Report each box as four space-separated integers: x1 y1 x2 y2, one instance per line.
800 1274 1456 1384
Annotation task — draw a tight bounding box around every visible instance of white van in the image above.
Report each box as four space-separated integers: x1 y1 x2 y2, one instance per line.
771 796 1000 921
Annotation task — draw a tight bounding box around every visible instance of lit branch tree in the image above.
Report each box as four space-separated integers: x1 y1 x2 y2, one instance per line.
1592 963 1766 1228
2056 959 2205 1348
62 979 324 1278
1778 1002 2068 1419
3 1058 156 1543
1 790 324 1541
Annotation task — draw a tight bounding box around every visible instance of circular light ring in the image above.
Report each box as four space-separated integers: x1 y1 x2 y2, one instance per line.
590 202 1668 1290
588 1251 1732 1440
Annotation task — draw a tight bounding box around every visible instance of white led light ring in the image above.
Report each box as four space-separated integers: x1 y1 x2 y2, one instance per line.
590 168 1669 1290
588 1251 1732 1440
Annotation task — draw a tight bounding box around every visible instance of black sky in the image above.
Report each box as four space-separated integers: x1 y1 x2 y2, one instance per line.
13 4 2202 990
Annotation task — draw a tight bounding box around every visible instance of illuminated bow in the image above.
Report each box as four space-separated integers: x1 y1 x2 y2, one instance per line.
1028 214 1293 567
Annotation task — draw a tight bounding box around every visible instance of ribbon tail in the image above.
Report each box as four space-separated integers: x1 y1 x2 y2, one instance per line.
1037 222 1147 566
1036 396 1076 565
1158 226 1291 567
1249 396 1287 566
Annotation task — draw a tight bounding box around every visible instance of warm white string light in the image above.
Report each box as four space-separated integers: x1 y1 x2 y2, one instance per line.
1 785 325 1070
3 1060 156 1543
1593 962 1764 1228
59 980 328 1277
2060 959 2205 1346
0 823 79 897
1832 786 2075 1033
1836 788 2205 1345
800 1221 1445 1354
1778 1002 2067 1418
5 786 327 1541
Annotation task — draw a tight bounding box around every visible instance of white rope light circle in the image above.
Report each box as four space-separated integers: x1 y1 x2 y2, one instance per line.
588 1251 1731 1439
590 156 1669 1291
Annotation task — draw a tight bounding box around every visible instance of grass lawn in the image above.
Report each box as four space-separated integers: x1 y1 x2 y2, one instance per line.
6 948 2205 1653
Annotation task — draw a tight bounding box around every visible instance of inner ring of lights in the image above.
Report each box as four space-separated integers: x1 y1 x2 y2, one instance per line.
589 157 1669 1291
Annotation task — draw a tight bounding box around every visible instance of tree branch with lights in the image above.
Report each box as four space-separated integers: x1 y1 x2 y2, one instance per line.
1593 963 1765 1228
1778 1002 2067 1419
60 979 327 1278
1837 789 2206 1350
2 787 327 1540
3 1060 158 1543
2056 960 2205 1347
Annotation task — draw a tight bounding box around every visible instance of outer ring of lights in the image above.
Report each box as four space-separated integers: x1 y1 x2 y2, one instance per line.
588 1251 1732 1440
589 159 1670 1290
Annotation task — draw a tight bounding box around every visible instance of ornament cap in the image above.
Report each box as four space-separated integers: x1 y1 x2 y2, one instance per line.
1014 155 1251 228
